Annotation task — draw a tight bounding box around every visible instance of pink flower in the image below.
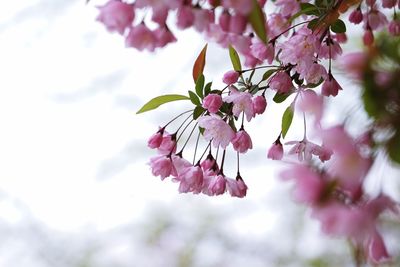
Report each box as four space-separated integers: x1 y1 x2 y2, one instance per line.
250 42 274 63
149 155 172 179
229 14 247 34
208 174 227 195
202 93 223 113
297 89 324 122
232 129 253 153
363 30 374 46
382 0 397 8
286 139 331 162
281 164 325 204
200 154 219 174
178 165 204 193
366 10 388 30
339 52 368 80
269 71 293 94
243 53 261 68
96 0 135 34
321 74 342 97
278 27 319 68
368 231 390 264
193 8 214 32
222 0 253 15
267 141 284 160
218 11 230 32
157 133 176 155
311 202 374 240
224 88 254 121
222 70 240 84
319 39 342 60
322 126 371 192
334 33 347 43
198 115 235 149
125 24 157 51
296 63 327 85
252 95 267 115
349 8 363 24
275 0 300 17
154 27 177 48
171 155 192 177
267 13 289 38
226 177 247 198
388 20 400 36
176 6 195 29
151 5 169 25
147 129 164 149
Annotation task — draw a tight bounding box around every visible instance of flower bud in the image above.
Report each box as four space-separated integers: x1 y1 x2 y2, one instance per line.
222 70 240 84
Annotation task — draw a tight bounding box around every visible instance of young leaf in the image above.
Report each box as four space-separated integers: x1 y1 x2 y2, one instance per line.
137 94 190 114
273 91 292 103
229 45 242 71
248 0 267 44
204 82 212 96
195 74 205 99
189 90 201 106
193 106 205 120
261 69 277 82
331 19 346 33
281 105 294 138
192 44 208 83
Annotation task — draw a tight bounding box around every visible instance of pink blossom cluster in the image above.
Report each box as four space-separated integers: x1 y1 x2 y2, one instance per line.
348 0 400 44
147 84 268 197
95 0 400 264
281 126 399 264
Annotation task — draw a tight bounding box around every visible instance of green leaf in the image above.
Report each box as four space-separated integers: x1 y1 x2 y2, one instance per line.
261 69 277 82
192 44 208 83
281 105 294 138
273 91 292 103
300 3 320 15
136 94 190 114
195 74 205 99
388 131 400 164
248 0 267 44
204 82 212 96
199 127 205 135
307 18 320 30
331 19 346 33
193 106 205 120
189 90 201 106
228 45 242 71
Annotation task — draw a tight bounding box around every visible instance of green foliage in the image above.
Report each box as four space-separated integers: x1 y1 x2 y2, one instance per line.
193 106 205 120
229 45 242 71
136 94 190 114
281 105 294 138
195 74 205 99
273 91 292 103
188 90 201 106
204 82 212 96
330 19 346 33
248 0 267 44
262 69 277 82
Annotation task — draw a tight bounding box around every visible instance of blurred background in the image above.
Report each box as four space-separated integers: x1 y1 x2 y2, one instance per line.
0 1 399 266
